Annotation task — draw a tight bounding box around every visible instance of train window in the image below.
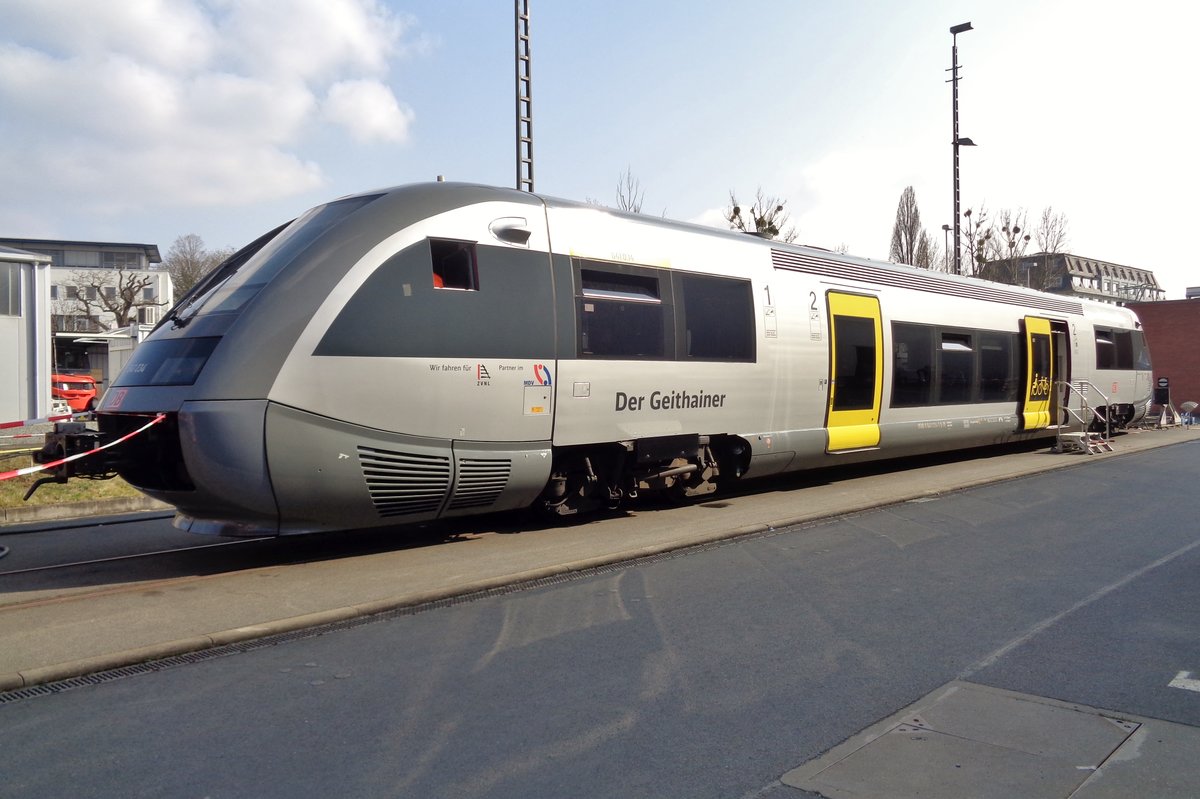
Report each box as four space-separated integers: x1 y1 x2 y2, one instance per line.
1133 331 1152 370
431 239 478 290
892 323 1021 407
677 274 755 361
979 333 1018 402
113 337 221 386
832 316 876 411
892 323 933 406
1114 330 1134 370
575 261 671 359
1095 329 1116 369
197 194 380 318
938 332 975 404
581 270 659 302
1095 328 1149 370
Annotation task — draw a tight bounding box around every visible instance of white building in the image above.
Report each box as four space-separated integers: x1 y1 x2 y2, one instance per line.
0 245 53 424
0 238 169 333
0 238 170 396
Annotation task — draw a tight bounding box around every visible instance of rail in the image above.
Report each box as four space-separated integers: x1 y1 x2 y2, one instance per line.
1054 379 1112 452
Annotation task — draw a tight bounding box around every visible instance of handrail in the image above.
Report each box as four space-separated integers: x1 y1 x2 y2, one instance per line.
1054 379 1112 448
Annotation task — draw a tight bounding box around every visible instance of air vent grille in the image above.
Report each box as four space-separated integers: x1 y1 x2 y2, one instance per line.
358 446 450 517
449 458 512 510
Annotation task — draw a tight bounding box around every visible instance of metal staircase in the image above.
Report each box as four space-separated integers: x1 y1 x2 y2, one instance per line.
1053 380 1114 454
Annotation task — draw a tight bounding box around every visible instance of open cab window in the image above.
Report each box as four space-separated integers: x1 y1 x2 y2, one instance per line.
431 239 479 290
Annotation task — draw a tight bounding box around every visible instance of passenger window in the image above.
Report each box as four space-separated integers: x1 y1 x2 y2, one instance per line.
979 333 1018 402
678 274 755 361
1113 331 1134 370
1132 331 1152 370
576 262 670 359
892 323 933 406
938 332 975 404
1095 329 1115 369
431 239 478 290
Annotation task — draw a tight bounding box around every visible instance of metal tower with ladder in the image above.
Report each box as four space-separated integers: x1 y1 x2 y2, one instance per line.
515 1 534 192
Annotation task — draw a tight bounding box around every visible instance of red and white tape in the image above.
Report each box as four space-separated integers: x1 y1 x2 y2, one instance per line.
0 410 93 441
0 414 165 482
0 412 84 432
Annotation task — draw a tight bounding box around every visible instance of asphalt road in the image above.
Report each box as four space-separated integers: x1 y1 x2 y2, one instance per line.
1 442 1198 798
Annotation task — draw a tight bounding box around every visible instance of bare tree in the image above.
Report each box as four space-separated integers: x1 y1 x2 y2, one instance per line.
975 209 1034 285
1028 207 1070 290
50 295 99 332
614 166 645 213
66 267 163 329
915 230 942 270
961 206 991 277
163 234 235 302
725 188 798 242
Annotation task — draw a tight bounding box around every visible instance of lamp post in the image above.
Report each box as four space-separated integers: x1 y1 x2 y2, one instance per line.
949 21 974 275
941 223 951 272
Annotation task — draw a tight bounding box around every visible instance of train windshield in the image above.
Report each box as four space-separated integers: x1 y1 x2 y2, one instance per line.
178 194 381 323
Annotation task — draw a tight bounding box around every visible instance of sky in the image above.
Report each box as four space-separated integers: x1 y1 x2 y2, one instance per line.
1 0 1197 298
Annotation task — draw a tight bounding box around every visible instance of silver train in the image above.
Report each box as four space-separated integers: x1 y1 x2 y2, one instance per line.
53 182 1153 535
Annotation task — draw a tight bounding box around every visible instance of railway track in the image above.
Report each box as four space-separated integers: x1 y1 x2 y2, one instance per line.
0 535 269 578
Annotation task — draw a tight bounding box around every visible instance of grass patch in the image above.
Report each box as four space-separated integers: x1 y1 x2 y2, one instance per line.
0 449 144 509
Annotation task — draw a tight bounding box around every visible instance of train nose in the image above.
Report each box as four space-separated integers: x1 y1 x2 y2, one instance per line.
108 400 281 536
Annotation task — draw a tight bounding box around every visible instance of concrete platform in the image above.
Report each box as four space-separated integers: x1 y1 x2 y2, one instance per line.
1 426 1195 696
783 681 1200 798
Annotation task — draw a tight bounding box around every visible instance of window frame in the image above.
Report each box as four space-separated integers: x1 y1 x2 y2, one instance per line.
675 271 756 362
891 320 1020 407
430 238 480 291
573 259 674 361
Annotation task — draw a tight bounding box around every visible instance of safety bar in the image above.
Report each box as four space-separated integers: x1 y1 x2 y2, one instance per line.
1054 379 1112 447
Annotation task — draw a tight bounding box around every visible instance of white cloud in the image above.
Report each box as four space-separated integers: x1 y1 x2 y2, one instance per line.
0 0 416 220
323 79 414 143
0 0 216 71
688 207 729 231
215 0 410 80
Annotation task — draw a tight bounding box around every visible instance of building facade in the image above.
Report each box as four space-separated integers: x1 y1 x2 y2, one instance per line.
1039 253 1165 304
0 238 169 333
1127 299 1200 412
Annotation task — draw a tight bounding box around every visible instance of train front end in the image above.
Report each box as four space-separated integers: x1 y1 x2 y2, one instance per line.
91 182 554 536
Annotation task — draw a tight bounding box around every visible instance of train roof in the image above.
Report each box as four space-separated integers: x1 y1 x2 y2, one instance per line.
338 181 1139 324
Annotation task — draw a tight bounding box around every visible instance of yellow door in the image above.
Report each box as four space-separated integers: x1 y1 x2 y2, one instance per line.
826 292 883 452
1020 316 1053 430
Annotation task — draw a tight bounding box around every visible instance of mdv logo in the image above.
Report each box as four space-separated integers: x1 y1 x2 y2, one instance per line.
533 363 552 386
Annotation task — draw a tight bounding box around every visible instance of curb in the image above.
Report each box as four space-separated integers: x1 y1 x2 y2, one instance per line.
0 496 171 528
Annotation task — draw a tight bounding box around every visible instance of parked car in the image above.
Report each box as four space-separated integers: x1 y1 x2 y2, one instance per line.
51 373 98 412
